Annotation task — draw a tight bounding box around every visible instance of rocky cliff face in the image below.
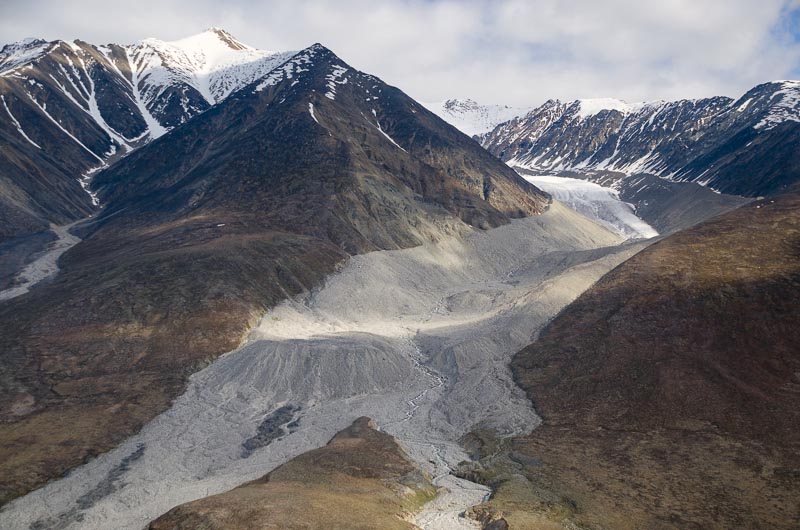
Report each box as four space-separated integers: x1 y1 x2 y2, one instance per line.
480 81 800 197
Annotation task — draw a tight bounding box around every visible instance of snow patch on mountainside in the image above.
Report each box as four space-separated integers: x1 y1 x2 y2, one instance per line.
374 122 406 151
63 42 133 150
253 45 320 93
325 63 348 100
0 38 50 75
25 93 104 161
308 102 319 123
1 94 40 148
575 98 651 118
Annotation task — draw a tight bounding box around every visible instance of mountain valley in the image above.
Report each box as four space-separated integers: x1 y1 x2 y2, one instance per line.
0 23 798 530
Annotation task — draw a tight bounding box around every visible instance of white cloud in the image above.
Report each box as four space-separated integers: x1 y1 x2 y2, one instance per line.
1 0 799 106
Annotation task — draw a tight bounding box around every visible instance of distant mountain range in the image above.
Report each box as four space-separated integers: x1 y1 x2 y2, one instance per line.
474 82 800 197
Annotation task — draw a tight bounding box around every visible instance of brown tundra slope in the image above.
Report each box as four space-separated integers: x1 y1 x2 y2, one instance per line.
463 191 800 529
0 43 547 505
148 417 436 530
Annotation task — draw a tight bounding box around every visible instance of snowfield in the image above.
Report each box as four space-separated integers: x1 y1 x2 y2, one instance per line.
524 175 659 239
0 203 647 530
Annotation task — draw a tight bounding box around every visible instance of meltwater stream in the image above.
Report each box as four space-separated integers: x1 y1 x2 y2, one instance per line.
0 221 83 302
0 202 649 530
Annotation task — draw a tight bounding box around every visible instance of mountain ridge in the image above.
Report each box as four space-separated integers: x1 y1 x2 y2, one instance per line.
0 29 297 242
478 80 800 197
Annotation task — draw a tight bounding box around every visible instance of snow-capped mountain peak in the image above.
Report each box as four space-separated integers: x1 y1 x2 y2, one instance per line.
198 27 253 51
754 80 800 130
0 37 51 75
423 98 531 136
129 29 295 107
573 98 654 118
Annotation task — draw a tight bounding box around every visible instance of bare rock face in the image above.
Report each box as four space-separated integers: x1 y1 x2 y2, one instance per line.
148 417 436 530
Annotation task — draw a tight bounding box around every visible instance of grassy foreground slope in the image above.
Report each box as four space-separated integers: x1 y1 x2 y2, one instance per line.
149 417 436 530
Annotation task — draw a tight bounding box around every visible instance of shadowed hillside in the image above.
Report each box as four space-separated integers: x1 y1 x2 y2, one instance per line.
463 192 800 529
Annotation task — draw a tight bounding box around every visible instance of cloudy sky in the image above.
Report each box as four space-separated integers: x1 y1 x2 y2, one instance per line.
2 0 800 106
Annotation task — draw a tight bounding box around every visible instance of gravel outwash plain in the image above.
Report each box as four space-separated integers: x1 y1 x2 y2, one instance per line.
0 202 646 530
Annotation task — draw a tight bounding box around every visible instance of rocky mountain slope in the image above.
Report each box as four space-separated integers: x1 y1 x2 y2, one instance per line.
423 98 530 137
480 82 800 197
149 418 436 530
89 43 546 252
0 29 293 241
611 173 751 234
0 38 547 507
464 191 800 529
